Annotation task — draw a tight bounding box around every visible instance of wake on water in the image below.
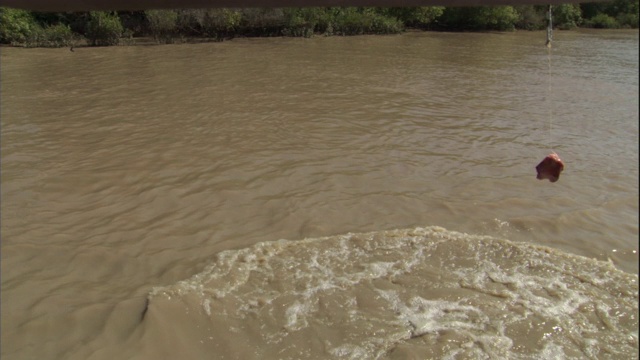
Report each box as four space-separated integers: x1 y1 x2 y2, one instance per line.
147 226 638 359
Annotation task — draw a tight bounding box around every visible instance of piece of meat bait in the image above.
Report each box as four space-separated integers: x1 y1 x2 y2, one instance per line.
536 153 564 182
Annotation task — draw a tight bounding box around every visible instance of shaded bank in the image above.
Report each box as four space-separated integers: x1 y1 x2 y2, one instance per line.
1 3 638 47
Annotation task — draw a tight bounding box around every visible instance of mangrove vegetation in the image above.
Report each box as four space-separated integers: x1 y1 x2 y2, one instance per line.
0 2 638 48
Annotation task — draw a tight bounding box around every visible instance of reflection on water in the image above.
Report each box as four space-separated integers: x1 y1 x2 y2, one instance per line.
1 29 638 359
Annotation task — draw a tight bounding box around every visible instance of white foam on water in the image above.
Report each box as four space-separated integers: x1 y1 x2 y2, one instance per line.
376 290 486 335
539 342 567 360
455 259 592 320
148 226 639 359
328 344 369 359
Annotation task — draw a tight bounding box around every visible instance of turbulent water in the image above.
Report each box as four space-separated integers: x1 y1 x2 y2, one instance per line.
146 226 637 359
1 30 638 360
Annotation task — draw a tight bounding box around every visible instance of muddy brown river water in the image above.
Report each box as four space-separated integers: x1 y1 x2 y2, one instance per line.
2 29 638 359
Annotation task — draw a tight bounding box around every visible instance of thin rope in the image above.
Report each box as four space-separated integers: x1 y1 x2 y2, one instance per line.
546 5 554 153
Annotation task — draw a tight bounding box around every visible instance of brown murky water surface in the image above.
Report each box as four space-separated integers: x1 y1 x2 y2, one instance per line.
2 30 638 359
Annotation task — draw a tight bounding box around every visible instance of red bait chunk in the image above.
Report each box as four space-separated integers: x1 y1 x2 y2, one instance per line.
536 153 564 183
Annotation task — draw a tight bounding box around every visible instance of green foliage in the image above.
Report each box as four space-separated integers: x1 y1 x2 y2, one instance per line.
616 12 639 28
239 8 286 36
281 8 321 37
513 5 546 30
607 0 639 17
411 7 445 26
145 9 178 43
174 9 205 36
586 13 620 28
30 24 76 47
368 13 405 34
172 9 242 40
439 6 519 31
610 0 639 27
0 8 77 48
86 11 123 46
1 3 638 48
118 11 146 37
330 8 367 35
483 6 520 30
0 7 39 45
553 4 583 29
200 9 242 38
581 0 638 28
328 7 404 35
381 7 444 28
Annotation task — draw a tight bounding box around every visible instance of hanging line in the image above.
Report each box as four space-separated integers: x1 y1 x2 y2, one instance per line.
546 5 554 153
